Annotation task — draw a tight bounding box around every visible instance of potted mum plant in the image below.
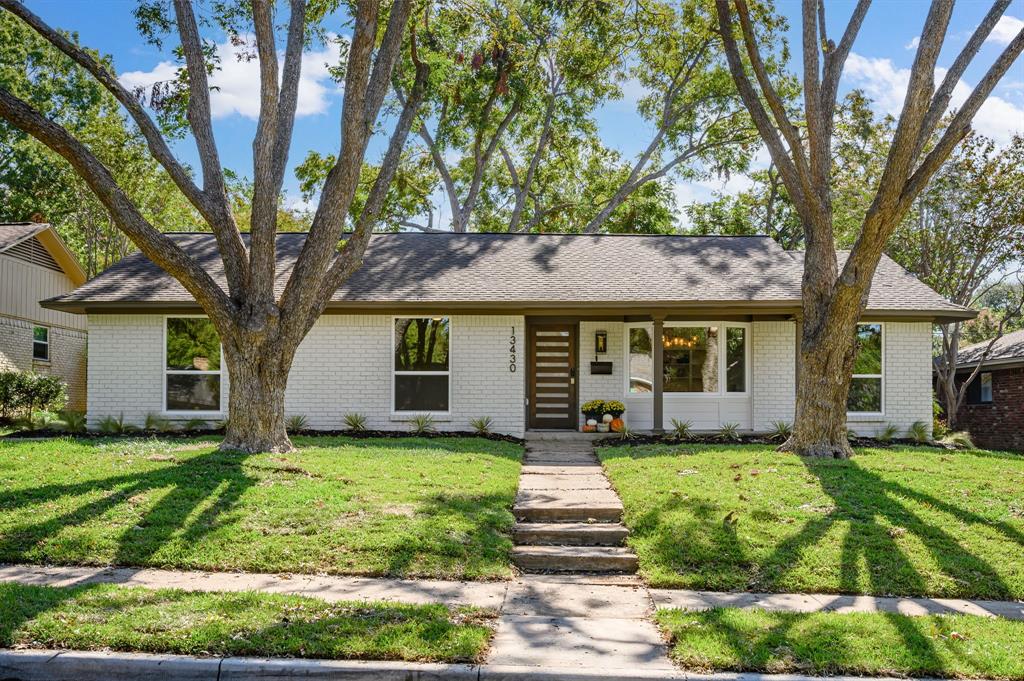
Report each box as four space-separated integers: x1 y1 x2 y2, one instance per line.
581 399 605 432
604 400 626 432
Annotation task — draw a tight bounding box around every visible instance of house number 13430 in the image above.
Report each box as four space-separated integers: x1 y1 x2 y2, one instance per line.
509 327 517 372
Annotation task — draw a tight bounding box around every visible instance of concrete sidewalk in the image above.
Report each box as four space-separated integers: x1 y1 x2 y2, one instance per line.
2 564 1022 621
3 564 1024 679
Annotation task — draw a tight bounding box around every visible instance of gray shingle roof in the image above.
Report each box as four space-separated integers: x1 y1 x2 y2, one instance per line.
41 232 971 318
0 222 46 252
956 328 1024 366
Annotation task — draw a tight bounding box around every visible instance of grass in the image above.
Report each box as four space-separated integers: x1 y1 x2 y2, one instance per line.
597 443 1024 599
657 607 1024 679
0 435 521 580
0 583 493 663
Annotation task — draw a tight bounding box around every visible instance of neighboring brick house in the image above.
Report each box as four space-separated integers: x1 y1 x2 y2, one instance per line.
951 329 1024 452
0 223 88 410
40 233 970 437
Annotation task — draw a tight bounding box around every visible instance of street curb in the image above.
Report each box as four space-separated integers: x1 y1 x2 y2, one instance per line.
0 650 987 681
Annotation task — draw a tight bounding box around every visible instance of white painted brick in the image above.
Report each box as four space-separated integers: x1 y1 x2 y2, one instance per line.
752 321 796 430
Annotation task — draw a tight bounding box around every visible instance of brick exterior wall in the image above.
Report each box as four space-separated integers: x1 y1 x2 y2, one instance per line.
578 321 623 428
954 365 1024 452
848 321 934 438
752 320 796 431
84 314 934 438
0 314 87 410
87 314 525 436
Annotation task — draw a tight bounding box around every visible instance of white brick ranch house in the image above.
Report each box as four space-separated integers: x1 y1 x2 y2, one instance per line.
40 233 972 438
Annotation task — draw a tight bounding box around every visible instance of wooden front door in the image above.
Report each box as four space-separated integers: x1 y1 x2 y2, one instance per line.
528 322 578 429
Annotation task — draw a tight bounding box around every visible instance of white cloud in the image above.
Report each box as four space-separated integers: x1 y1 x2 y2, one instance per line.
119 34 344 120
905 36 920 50
843 52 1024 145
988 15 1023 45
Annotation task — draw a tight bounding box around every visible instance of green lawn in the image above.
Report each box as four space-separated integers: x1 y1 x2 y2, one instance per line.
0 583 493 662
598 444 1024 599
0 435 521 579
657 607 1024 679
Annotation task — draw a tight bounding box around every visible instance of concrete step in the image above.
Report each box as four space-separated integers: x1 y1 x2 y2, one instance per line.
513 546 639 573
517 474 611 491
520 464 606 475
514 505 622 523
523 452 598 465
513 522 629 546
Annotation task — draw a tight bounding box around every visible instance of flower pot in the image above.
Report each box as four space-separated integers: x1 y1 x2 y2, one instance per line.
597 423 610 433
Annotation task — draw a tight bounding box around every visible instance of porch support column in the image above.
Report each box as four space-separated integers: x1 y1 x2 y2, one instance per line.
652 316 665 434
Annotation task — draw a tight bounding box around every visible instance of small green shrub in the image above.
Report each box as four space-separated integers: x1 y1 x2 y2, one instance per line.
469 416 493 435
97 413 135 435
907 420 930 443
145 412 171 431
342 412 367 432
56 410 87 433
670 418 693 441
877 423 900 442
846 427 859 441
718 422 740 442
768 420 792 441
183 418 208 431
939 430 975 450
216 418 230 431
407 414 436 435
286 414 308 433
617 424 636 441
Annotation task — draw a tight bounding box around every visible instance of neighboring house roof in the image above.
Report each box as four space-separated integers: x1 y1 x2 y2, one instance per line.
0 222 87 286
41 232 972 320
955 328 1024 369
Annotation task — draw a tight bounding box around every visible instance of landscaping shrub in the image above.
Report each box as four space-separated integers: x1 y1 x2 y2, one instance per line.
470 416 493 435
0 371 67 421
343 412 367 431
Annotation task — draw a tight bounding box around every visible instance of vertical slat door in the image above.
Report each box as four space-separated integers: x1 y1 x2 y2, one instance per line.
528 323 577 430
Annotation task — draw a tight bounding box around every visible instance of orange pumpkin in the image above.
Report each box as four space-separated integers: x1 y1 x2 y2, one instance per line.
582 424 597 433
610 418 625 432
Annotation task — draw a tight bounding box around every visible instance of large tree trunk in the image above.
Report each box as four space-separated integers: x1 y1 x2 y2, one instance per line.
220 339 295 454
781 281 863 459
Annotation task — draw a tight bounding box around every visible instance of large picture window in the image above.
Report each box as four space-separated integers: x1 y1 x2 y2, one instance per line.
394 317 450 412
626 322 748 395
848 323 883 413
165 317 222 412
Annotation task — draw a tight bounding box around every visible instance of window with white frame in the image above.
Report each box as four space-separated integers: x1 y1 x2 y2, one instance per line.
165 317 222 412
626 322 748 395
32 326 49 361
394 317 450 412
848 323 883 413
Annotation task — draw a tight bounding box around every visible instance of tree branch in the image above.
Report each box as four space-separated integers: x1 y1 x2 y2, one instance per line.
714 0 808 215
0 86 234 323
913 0 1013 160
0 1 211 226
172 0 249 296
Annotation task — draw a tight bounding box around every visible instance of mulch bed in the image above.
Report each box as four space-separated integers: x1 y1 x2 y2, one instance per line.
594 432 939 450
1 427 523 445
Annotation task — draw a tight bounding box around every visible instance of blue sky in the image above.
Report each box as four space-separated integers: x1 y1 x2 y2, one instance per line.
23 0 1024 225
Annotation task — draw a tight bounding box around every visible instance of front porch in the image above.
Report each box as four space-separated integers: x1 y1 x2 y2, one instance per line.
526 316 796 434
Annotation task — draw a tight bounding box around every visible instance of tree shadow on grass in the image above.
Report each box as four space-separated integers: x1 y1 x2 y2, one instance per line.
0 445 257 568
664 607 954 677
607 446 1020 600
377 491 517 578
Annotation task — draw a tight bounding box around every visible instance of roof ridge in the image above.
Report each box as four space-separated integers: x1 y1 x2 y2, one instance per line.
161 230 776 239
